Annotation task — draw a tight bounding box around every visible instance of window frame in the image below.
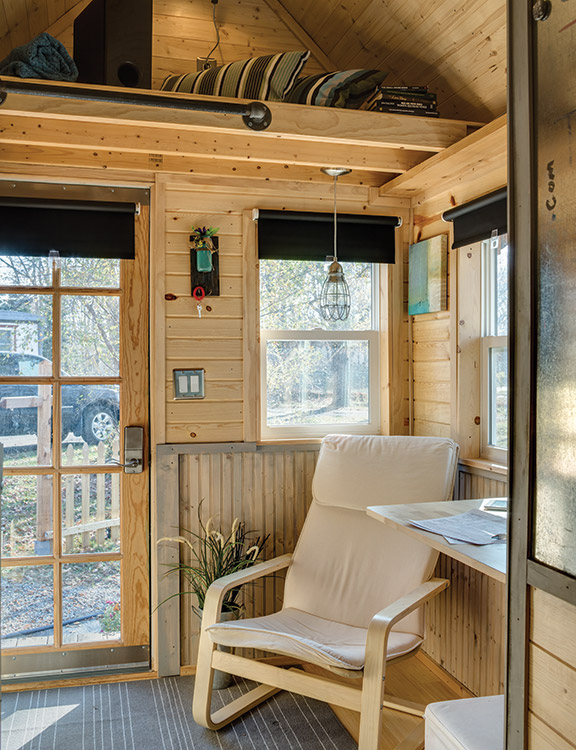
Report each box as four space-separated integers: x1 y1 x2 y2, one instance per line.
259 262 381 440
480 236 509 462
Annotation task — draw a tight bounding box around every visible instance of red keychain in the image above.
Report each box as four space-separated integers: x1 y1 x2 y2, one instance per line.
193 286 205 317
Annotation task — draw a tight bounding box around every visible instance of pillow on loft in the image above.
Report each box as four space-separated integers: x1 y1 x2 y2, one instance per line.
286 69 388 108
161 51 310 101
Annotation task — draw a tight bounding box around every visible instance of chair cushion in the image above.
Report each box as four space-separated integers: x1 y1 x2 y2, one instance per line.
424 696 505 750
207 607 422 671
313 434 459 511
286 69 388 108
161 51 310 101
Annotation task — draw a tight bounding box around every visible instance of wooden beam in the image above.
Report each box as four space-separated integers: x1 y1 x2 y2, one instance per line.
0 77 477 153
0 143 391 186
261 0 337 71
378 114 507 198
0 113 432 174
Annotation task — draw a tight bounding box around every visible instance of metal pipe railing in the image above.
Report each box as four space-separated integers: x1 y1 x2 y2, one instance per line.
0 77 272 130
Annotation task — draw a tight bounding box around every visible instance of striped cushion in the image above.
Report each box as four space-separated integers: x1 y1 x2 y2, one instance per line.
287 69 388 108
161 51 310 101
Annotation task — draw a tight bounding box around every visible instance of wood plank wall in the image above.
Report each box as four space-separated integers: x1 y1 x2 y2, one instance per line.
177 446 508 698
424 463 508 697
178 445 319 666
407 146 507 448
160 175 409 443
528 588 576 748
51 0 326 89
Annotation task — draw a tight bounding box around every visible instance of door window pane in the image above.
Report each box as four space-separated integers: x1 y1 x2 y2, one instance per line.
1 385 52 467
60 258 120 289
266 339 370 426
0 255 51 287
61 473 120 554
0 295 53 365
1 565 54 647
61 384 119 464
61 295 119 377
1 475 53 558
62 561 121 644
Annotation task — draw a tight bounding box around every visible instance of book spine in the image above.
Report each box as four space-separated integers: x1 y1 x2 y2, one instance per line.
376 93 437 105
370 106 440 117
374 100 438 111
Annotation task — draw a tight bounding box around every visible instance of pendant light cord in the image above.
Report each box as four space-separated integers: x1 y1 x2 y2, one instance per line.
206 1 221 61
333 173 338 262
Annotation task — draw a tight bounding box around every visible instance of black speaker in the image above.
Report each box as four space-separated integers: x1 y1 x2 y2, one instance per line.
74 0 152 88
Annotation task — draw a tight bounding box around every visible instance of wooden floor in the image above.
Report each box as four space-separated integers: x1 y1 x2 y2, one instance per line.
305 652 473 750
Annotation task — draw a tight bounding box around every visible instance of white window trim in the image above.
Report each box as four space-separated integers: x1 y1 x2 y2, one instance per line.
260 329 380 439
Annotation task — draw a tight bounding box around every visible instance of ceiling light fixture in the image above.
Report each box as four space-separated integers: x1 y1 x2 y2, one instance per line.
320 167 352 321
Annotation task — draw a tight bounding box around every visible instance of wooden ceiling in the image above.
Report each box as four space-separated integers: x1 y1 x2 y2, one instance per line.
0 0 506 123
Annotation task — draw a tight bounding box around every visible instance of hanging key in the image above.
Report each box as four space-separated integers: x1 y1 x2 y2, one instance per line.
193 285 206 320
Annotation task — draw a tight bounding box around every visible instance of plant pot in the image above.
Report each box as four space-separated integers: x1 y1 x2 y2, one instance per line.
198 608 236 690
195 248 213 272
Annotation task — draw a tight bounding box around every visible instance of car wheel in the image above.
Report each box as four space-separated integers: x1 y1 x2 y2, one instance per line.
82 405 118 445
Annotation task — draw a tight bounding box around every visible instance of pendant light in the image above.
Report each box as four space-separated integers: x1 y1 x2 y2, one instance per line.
320 167 352 321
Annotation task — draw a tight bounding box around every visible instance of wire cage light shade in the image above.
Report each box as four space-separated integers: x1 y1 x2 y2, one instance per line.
320 260 351 320
319 167 352 321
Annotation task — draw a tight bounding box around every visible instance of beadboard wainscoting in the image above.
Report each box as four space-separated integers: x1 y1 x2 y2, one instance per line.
155 444 508 696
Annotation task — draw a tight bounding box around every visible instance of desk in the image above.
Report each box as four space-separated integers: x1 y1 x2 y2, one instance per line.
367 499 507 584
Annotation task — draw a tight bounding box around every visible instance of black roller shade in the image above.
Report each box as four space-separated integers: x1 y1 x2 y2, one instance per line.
257 210 398 263
442 188 507 249
0 197 136 258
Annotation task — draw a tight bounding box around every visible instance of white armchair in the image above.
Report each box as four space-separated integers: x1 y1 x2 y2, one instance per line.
193 434 459 750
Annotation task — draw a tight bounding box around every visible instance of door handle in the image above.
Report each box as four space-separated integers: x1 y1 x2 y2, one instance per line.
107 426 144 473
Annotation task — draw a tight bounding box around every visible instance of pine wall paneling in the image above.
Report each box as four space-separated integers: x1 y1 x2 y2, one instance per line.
1 0 506 122
528 588 576 749
423 463 509 697
162 176 410 443
35 0 327 88
177 443 319 667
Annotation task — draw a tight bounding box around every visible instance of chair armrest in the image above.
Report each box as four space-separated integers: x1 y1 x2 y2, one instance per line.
363 577 449 682
201 553 293 629
370 577 449 636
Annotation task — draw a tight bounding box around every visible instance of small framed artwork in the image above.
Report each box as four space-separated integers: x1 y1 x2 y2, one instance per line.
408 234 448 315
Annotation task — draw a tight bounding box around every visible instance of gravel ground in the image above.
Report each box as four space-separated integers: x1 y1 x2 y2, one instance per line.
1 561 120 638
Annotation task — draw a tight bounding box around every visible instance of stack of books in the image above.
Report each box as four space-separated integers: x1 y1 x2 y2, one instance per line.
364 86 439 117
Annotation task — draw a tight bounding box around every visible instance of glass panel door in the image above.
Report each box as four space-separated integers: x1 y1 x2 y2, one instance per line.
0 215 149 679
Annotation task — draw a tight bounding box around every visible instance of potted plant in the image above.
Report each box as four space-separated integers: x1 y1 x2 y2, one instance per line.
158 509 268 688
191 226 219 272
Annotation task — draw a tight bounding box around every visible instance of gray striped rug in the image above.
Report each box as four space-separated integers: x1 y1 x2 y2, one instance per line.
1 676 357 750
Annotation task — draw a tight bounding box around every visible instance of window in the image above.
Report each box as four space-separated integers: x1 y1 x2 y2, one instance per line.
259 259 379 439
0 326 15 351
481 234 508 460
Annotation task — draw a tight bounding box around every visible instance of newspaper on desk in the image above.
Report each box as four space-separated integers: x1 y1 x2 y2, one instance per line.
408 509 507 545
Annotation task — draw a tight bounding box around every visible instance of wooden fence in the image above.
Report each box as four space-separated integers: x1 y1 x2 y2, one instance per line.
61 440 121 551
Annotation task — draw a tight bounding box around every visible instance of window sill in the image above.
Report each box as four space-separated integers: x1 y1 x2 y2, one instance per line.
459 457 508 477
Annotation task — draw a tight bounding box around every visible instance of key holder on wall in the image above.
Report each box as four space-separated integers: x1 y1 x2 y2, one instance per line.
190 226 220 297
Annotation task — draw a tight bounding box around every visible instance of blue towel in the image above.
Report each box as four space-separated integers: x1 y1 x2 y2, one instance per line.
0 32 78 81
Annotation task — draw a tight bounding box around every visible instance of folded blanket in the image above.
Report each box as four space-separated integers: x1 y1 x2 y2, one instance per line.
0 32 78 81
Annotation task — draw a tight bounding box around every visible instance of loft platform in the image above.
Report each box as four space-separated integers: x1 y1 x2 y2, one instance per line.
0 77 481 186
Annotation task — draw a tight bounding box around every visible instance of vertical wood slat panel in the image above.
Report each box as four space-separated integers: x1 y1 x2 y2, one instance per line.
423 464 508 696
178 445 319 667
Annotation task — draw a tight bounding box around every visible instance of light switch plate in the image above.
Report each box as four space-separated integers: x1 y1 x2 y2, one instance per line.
173 368 205 399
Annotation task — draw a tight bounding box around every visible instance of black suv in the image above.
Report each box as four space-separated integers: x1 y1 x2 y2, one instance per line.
0 352 119 445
